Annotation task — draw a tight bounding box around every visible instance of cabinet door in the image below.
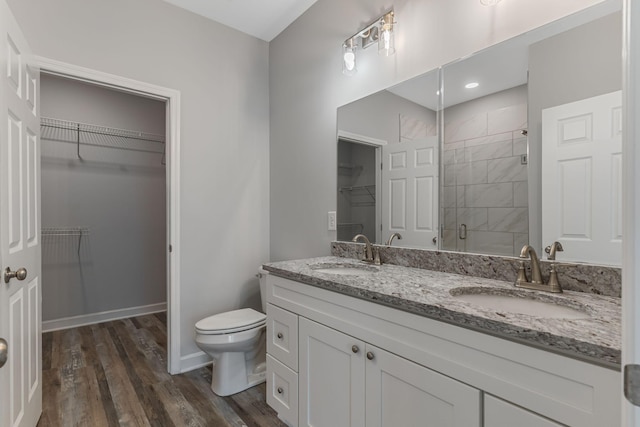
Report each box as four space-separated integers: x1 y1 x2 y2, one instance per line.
365 345 481 427
299 318 365 427
485 395 564 427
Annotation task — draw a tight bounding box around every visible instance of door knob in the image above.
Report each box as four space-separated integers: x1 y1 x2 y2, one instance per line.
4 267 27 284
0 338 7 368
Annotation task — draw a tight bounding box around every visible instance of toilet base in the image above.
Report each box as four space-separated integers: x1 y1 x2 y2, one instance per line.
210 353 266 396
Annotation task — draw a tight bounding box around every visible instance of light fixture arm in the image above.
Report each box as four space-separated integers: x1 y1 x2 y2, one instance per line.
343 9 395 51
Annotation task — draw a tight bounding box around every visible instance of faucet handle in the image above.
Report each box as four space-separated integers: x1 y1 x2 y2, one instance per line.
515 260 528 285
373 247 382 265
544 241 564 260
546 263 563 293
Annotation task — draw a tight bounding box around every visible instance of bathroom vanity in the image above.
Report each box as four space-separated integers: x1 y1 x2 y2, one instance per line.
263 256 620 427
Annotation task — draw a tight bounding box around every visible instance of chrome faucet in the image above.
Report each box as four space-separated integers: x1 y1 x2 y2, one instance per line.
515 244 562 293
386 233 402 246
352 234 380 264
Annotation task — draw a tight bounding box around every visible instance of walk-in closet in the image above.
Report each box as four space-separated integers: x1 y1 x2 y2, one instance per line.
40 74 167 331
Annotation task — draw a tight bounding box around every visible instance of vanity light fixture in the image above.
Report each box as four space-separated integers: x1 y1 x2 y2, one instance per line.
465 82 479 89
342 9 396 75
480 0 502 5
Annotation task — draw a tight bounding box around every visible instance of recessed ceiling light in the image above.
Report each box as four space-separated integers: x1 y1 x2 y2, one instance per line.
465 82 479 89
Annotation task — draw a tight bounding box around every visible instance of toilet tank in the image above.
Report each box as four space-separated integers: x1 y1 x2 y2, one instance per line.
258 267 268 313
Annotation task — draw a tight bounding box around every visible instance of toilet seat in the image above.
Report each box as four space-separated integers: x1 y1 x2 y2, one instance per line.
196 308 266 335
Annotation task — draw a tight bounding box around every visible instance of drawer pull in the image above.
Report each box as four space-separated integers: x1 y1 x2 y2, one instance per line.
367 351 375 360
277 332 283 339
352 345 359 354
277 387 284 394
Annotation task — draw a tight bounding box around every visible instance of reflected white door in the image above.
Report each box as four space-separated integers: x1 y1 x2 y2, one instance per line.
382 137 439 248
541 91 622 265
0 1 42 426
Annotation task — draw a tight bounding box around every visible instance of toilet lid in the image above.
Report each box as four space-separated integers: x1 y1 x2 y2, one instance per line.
195 308 266 335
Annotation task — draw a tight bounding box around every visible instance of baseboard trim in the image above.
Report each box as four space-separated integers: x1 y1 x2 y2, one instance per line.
180 351 212 373
42 303 167 333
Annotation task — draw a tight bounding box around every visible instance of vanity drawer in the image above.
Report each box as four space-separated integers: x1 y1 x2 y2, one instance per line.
266 355 298 427
267 303 298 371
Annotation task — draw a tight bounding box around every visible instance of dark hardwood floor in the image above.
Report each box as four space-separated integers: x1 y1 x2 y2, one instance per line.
38 313 287 427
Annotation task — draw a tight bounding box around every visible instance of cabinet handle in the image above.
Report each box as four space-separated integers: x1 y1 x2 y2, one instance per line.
352 345 359 354
277 332 283 339
367 351 375 360
277 387 284 394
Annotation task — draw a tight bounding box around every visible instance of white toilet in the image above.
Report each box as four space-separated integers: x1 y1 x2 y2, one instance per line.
195 268 268 396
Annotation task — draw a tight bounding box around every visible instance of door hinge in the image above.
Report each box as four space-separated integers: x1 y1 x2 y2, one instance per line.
169 245 173 253
624 364 640 406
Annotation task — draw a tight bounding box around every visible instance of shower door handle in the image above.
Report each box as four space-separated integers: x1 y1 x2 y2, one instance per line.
458 224 467 240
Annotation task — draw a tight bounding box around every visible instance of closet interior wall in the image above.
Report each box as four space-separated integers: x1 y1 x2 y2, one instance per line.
40 74 167 325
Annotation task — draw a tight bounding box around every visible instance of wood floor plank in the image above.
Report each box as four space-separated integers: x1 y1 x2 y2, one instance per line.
79 324 120 426
181 369 249 427
106 324 176 426
93 325 152 427
39 312 286 427
42 331 53 371
171 373 233 427
229 384 286 427
38 368 62 427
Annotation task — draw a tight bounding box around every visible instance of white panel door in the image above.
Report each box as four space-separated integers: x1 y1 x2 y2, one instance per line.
299 318 365 427
0 1 42 426
365 344 481 427
382 137 439 248
542 91 622 265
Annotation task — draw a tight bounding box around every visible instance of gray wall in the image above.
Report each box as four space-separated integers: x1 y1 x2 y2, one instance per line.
338 90 436 146
269 0 607 262
528 11 622 252
7 0 270 361
40 74 166 322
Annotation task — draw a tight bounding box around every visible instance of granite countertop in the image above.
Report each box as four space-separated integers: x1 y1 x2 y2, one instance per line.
263 256 621 369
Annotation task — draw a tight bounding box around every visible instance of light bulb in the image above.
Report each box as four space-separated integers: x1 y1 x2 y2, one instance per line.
342 39 357 76
378 12 395 56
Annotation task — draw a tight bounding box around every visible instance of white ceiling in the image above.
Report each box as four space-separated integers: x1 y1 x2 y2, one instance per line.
162 0 318 42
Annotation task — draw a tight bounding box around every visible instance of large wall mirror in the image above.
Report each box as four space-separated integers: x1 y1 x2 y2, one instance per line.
336 0 622 266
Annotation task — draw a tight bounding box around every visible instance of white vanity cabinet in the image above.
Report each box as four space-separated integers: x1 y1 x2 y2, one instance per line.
298 318 481 427
484 395 564 427
265 274 621 427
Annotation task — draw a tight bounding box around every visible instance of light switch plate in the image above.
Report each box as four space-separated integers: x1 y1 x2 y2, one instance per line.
328 211 337 231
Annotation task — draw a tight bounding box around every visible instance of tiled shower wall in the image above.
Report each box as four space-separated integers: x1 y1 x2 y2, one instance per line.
442 97 528 257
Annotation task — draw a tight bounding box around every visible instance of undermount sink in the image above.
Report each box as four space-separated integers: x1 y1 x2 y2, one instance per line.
450 287 591 319
310 263 379 276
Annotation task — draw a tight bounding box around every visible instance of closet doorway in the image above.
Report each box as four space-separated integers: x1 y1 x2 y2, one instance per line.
37 58 181 374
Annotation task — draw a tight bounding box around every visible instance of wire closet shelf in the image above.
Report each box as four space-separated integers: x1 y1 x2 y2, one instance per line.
40 117 166 163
